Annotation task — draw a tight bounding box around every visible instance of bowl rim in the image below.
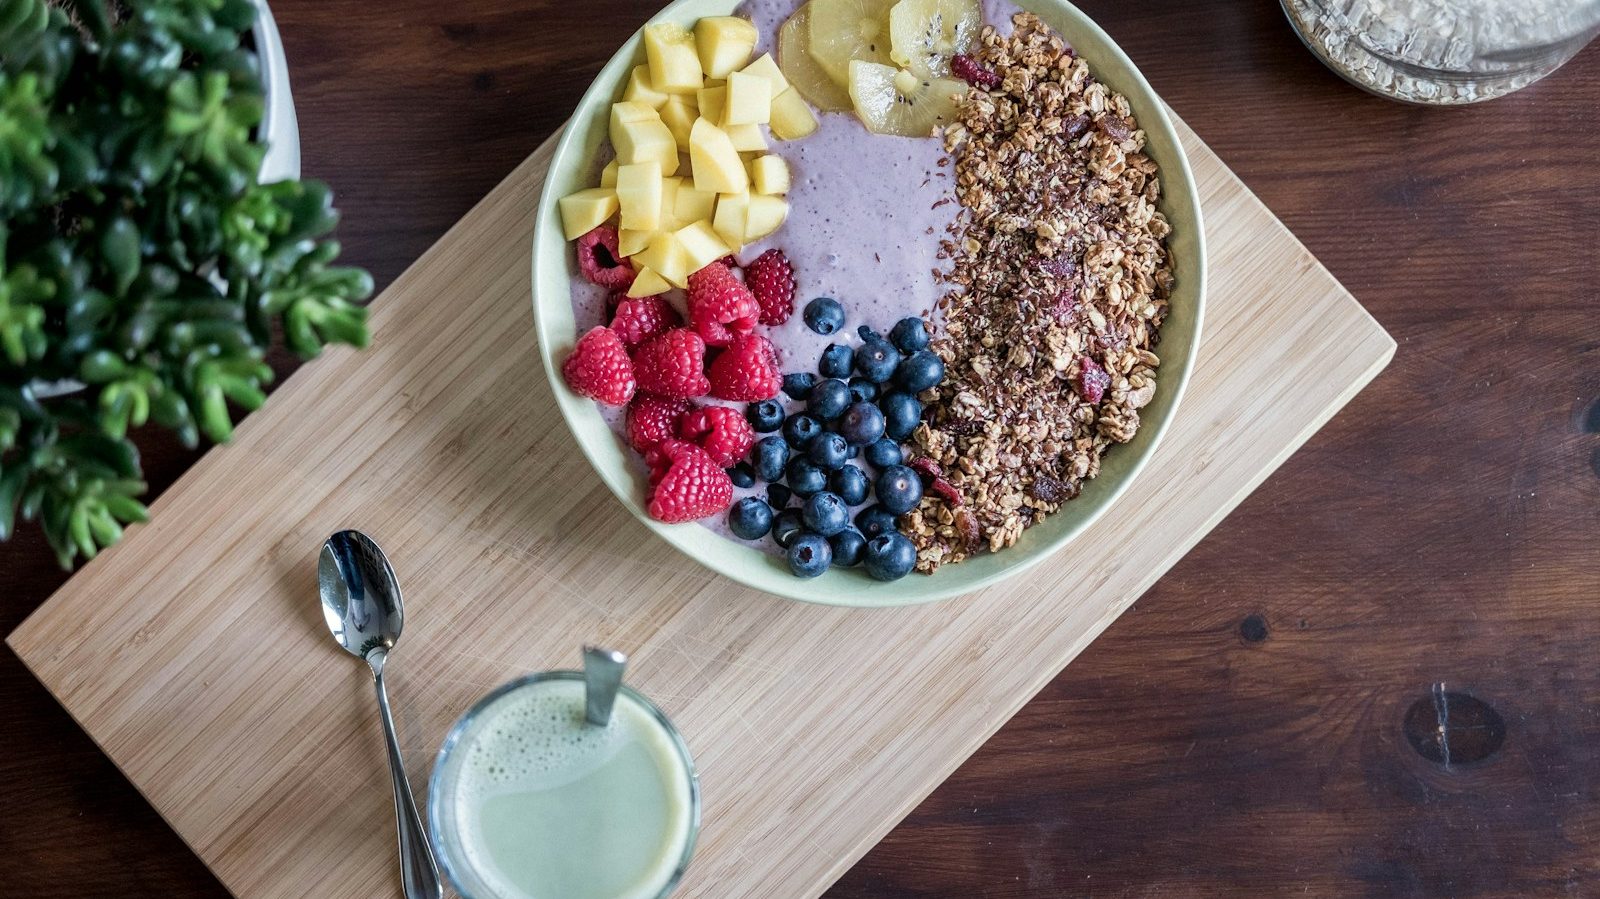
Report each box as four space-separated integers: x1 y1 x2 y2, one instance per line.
531 0 1206 607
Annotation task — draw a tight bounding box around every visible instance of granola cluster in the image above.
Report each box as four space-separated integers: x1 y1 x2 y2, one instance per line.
905 13 1174 572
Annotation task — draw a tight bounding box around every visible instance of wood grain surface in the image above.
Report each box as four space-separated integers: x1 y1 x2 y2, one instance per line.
0 1 1593 897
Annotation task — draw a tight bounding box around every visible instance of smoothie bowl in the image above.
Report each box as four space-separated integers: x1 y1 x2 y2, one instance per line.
532 0 1204 606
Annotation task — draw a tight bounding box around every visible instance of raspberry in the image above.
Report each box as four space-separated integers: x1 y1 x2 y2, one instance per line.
625 394 694 454
610 295 682 349
707 332 781 402
952 54 1001 90
633 328 710 399
560 326 635 405
686 262 758 347
744 248 795 326
575 226 636 291
1073 355 1111 404
646 439 734 523
678 406 756 467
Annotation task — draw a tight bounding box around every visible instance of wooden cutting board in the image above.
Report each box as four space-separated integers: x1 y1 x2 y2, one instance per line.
8 116 1392 899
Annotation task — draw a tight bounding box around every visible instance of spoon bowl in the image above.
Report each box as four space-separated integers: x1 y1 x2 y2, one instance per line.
319 530 404 670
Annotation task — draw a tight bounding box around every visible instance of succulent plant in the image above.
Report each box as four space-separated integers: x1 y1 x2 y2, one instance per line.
1 0 372 567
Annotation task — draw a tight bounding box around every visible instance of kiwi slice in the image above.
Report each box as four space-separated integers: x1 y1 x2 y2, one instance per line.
847 59 967 137
780 4 855 111
889 0 981 79
808 0 897 88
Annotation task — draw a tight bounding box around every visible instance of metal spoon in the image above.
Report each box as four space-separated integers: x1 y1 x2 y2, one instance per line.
582 645 628 726
319 530 442 899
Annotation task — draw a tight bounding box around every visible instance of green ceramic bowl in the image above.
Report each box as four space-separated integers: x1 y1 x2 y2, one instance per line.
532 0 1205 606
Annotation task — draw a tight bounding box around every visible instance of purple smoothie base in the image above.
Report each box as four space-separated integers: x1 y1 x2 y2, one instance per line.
569 0 1036 551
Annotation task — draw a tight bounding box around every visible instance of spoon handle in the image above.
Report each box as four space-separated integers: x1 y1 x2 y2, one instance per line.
374 666 443 899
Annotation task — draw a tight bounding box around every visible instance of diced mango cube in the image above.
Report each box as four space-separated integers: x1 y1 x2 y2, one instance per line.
712 192 748 250
696 86 726 127
616 162 664 231
744 194 789 241
610 105 678 176
627 267 672 297
726 123 768 153
611 100 660 124
695 16 758 78
750 154 790 194
768 87 818 140
739 53 790 96
723 70 772 126
635 231 691 288
675 185 717 224
644 23 703 94
619 228 653 257
558 187 618 240
659 95 698 147
688 119 749 194
623 65 670 109
658 175 683 229
676 220 731 274
600 159 619 188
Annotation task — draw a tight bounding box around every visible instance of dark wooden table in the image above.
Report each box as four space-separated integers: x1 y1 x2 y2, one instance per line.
5 1 1598 895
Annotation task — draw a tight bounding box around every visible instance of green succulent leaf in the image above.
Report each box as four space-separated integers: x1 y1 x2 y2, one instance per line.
0 0 368 565
0 70 58 213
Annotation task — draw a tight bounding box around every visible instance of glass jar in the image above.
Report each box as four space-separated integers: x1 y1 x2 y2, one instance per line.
1282 0 1600 104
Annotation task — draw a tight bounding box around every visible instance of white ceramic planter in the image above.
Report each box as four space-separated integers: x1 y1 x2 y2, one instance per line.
252 0 301 183
32 0 300 401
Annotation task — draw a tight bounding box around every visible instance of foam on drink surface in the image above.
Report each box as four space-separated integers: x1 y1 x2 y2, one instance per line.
441 678 693 899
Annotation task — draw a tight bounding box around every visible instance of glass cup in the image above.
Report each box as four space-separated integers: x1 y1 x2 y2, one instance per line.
1283 0 1600 104
428 671 701 899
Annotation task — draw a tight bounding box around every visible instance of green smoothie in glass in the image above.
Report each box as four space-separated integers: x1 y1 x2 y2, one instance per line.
429 672 699 899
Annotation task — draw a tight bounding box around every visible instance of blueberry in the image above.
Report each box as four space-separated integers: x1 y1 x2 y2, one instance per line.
874 464 924 514
786 457 828 496
819 343 854 378
803 491 850 536
772 508 805 547
753 436 789 482
782 372 817 400
727 463 756 488
893 349 945 393
848 378 879 404
847 444 860 459
829 527 867 567
890 317 930 353
807 378 851 420
838 402 886 446
746 399 785 433
766 482 793 509
863 532 917 581
865 438 903 469
807 432 849 470
727 497 773 540
879 390 922 440
857 325 882 343
855 504 900 541
830 464 870 505
854 338 900 383
786 532 833 578
782 414 821 449
803 297 845 335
